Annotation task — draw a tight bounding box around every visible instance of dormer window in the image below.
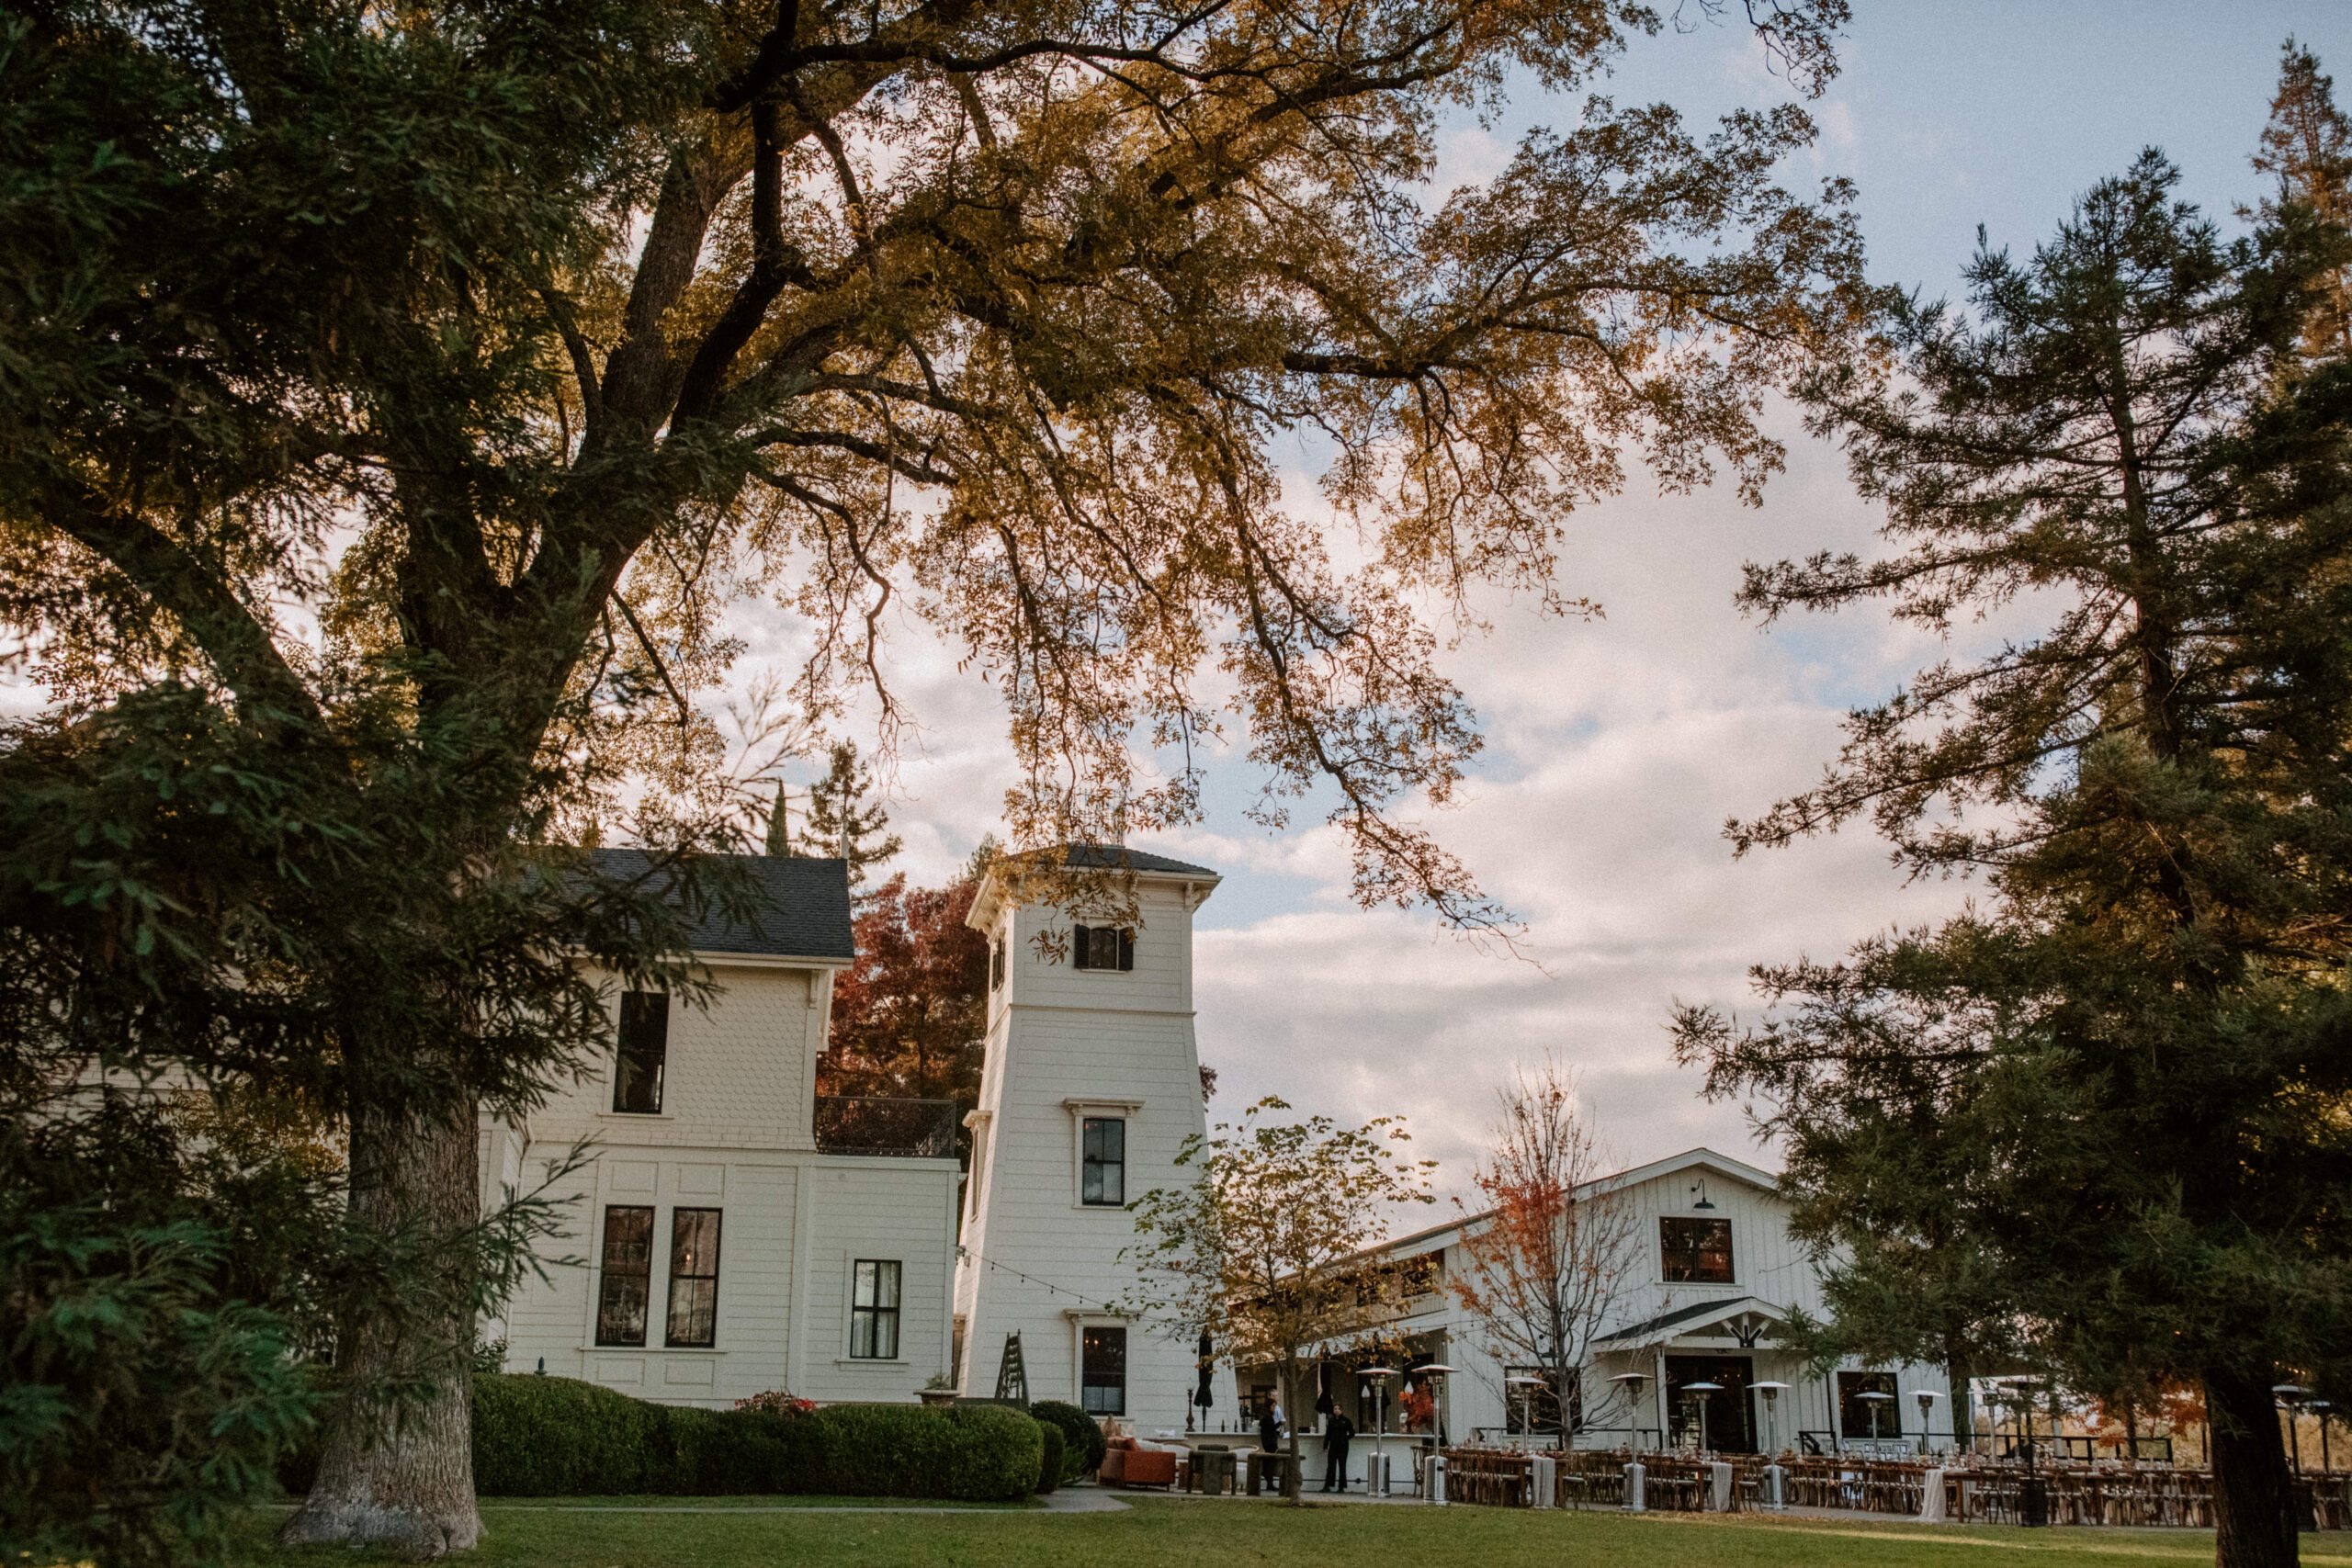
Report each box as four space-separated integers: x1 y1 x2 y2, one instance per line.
1071 924 1134 971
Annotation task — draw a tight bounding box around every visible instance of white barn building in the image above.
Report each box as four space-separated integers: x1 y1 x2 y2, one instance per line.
1237 1148 1956 1464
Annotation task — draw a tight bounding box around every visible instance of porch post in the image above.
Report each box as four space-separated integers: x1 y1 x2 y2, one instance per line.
1654 1348 1669 1451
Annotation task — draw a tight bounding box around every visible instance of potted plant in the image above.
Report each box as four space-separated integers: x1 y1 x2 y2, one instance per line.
918 1373 958 1408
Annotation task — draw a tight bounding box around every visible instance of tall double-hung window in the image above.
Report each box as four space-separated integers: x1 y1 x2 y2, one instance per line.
612 991 670 1114
1081 1117 1125 1206
665 1208 722 1347
851 1259 902 1359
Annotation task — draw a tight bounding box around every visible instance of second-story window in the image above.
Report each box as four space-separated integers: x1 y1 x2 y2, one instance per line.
989 937 1006 990
1081 1116 1125 1205
612 991 669 1114
1070 924 1134 971
1659 1216 1735 1283
851 1259 902 1359
664 1208 722 1347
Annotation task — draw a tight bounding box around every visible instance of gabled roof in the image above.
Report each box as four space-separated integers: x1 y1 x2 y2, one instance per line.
1360 1146 1784 1262
587 849 854 962
1594 1294 1792 1350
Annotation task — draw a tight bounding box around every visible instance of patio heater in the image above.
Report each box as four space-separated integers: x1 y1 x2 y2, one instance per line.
1753 1382 1791 1456
2315 1401 2333 1474
1609 1371 1651 1450
1416 1364 1458 1450
1506 1373 1548 1444
1682 1382 1724 1456
1609 1371 1652 1513
2276 1385 2312 1475
1858 1390 1892 1452
1908 1389 1943 1457
1360 1368 1397 1497
1415 1365 1458 1502
1999 1375 2049 1529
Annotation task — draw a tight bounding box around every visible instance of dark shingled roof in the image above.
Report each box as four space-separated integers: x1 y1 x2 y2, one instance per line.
588 849 854 961
1059 842 1218 877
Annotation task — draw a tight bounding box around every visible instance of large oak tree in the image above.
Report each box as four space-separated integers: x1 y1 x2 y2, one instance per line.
5 0 1869 1549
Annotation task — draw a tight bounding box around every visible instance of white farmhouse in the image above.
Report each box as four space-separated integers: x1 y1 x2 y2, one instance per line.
485 850 961 1407
484 841 1936 1464
1237 1148 1955 1465
953 846 1220 1427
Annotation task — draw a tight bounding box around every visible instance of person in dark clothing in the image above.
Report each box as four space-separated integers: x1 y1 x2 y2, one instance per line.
1257 1397 1283 1453
1321 1408 1355 1493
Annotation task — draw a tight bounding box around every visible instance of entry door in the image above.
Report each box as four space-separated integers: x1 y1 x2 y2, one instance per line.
1664 1355 1757 1453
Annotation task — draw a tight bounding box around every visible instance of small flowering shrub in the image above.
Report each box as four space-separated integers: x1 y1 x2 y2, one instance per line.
735 1389 817 1417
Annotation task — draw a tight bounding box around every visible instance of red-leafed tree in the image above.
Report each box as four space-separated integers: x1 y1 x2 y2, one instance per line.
1447 1063 1640 1441
820 873 990 1145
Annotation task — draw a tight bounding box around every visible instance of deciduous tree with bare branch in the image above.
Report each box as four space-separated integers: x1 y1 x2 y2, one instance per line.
1446 1063 1637 1443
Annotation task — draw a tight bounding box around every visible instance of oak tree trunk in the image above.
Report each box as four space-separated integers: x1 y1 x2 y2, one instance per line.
280 1101 485 1555
2209 1366 2299 1568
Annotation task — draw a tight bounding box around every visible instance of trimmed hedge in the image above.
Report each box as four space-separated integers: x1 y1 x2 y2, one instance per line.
1029 1399 1104 1482
469 1375 1038 1501
1029 1399 1104 1481
1034 1419 1064 1494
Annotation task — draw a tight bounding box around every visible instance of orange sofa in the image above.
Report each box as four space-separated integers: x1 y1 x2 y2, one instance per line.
1099 1437 1178 1490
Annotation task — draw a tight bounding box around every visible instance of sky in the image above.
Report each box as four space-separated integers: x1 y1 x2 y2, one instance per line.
745 1 2352 1206
17 4 2346 1210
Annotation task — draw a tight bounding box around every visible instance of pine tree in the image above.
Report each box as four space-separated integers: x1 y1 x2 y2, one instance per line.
1678 149 2352 1568
763 781 793 857
2253 39 2352 359
803 741 901 888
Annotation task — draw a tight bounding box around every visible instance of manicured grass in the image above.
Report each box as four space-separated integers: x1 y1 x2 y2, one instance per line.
479 1494 1040 1509
229 1495 2352 1568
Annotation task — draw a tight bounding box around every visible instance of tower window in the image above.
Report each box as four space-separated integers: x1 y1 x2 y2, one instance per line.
1082 1325 1127 1415
1070 924 1134 971
1081 1117 1125 1206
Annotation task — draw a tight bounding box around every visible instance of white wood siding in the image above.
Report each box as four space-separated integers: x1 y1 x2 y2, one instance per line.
490 958 958 1408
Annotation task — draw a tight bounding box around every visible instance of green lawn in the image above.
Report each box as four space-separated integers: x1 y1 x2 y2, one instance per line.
472 1494 1041 1509
230 1495 2352 1568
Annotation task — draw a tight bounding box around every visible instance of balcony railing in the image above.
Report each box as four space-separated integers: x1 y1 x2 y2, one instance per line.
813 1096 958 1158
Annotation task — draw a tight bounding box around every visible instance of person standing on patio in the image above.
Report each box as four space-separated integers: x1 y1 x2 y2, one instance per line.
1322 1407 1356 1493
1260 1395 1285 1454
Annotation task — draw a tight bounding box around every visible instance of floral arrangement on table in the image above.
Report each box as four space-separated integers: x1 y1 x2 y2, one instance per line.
736 1389 819 1417
1399 1388 1436 1432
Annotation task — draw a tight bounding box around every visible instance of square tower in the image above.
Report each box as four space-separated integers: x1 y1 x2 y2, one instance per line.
954 846 1218 1429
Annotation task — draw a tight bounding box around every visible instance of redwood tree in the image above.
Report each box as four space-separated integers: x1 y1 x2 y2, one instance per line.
1675 139 2352 1568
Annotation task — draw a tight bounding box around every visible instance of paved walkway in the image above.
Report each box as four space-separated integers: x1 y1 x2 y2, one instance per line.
474 1488 1132 1516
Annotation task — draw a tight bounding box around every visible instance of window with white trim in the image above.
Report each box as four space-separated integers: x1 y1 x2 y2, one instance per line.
1081 1117 1125 1206
851 1259 902 1359
1070 924 1134 971
664 1207 721 1347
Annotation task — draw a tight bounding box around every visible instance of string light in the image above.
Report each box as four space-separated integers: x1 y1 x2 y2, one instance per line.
956 1244 1117 1313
